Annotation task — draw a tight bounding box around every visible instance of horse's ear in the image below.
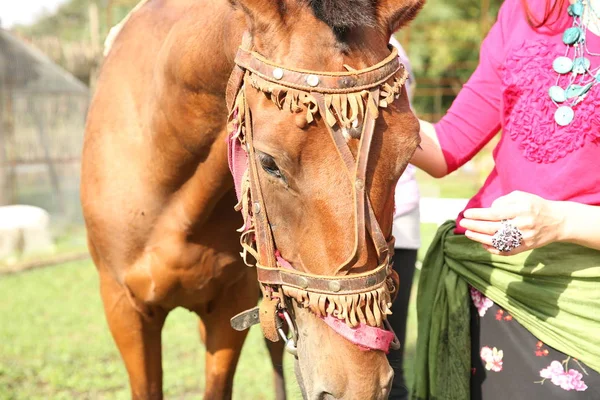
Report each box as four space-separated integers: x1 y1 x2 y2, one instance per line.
377 0 425 35
229 0 282 29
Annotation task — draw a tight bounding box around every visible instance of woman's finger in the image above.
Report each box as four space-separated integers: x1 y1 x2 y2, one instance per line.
459 218 502 235
482 242 528 257
464 230 494 246
482 244 502 255
463 207 515 221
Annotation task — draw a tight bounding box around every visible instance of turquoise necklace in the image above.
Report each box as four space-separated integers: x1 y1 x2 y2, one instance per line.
550 0 600 126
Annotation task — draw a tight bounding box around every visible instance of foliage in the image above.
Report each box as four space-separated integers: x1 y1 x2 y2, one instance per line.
395 0 503 115
401 0 502 77
13 0 139 41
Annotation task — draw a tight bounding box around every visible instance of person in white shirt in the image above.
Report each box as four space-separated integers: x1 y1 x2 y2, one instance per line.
387 36 420 400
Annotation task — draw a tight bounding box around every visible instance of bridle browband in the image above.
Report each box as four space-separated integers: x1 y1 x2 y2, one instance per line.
227 34 408 352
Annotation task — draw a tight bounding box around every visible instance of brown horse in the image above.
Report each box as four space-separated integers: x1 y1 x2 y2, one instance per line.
81 0 422 399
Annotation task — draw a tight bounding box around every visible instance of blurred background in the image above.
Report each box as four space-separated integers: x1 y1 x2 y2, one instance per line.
0 0 501 398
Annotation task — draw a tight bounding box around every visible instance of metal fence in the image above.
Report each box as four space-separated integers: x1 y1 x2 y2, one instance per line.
396 0 500 121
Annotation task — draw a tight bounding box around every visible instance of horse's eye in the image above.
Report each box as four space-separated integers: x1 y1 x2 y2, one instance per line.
257 152 284 180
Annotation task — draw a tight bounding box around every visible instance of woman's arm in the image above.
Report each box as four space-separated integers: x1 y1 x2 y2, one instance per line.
555 201 600 251
410 120 448 178
408 0 522 177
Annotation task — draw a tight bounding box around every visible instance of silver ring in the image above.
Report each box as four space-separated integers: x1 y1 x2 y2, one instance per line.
492 220 523 252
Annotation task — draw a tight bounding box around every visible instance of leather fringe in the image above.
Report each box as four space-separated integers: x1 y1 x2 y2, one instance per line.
229 89 258 266
246 70 407 131
282 275 398 328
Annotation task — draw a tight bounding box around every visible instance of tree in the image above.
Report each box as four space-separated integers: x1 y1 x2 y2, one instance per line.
396 0 503 118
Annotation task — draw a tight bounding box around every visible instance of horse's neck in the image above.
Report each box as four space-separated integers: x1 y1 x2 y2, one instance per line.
160 4 245 94
148 2 246 151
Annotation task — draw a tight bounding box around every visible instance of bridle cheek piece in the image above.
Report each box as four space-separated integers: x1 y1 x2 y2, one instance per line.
226 34 408 354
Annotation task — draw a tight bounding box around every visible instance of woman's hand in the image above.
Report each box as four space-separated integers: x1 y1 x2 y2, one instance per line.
459 191 565 256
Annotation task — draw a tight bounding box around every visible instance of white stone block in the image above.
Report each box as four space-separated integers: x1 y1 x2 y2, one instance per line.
0 205 55 260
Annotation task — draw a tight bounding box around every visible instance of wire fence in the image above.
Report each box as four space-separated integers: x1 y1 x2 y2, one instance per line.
0 29 89 266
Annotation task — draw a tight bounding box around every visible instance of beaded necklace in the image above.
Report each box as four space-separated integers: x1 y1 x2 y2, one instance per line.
550 0 600 126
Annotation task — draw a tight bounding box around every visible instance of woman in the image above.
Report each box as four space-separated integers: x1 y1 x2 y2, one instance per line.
388 36 421 400
410 0 600 398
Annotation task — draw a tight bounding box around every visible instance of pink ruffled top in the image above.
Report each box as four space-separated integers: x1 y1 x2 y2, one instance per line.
434 0 600 233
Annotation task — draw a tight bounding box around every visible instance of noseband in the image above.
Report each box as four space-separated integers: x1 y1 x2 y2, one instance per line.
227 34 408 353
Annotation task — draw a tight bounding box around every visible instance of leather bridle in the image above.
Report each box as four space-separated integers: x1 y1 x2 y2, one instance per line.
226 34 409 352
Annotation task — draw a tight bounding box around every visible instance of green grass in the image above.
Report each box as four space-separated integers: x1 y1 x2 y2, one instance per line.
0 260 303 399
0 259 424 400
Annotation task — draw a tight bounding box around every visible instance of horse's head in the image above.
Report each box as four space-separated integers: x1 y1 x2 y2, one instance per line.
227 1 423 398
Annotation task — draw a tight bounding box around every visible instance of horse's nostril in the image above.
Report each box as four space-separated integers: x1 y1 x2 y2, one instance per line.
314 392 335 400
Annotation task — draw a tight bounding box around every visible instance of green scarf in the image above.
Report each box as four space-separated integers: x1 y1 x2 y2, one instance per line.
412 221 600 400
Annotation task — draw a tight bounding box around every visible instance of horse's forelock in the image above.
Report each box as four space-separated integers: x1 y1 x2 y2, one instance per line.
306 0 378 29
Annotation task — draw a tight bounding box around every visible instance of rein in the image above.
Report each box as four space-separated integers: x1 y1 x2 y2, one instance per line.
227 34 408 353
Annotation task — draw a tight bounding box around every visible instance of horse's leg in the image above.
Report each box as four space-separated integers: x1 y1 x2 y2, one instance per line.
99 271 166 400
265 337 287 400
197 268 258 400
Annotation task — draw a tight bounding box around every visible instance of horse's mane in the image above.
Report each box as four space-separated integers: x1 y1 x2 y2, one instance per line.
306 0 377 29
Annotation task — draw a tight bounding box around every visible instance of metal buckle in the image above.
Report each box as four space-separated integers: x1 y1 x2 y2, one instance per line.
277 308 298 357
230 306 260 331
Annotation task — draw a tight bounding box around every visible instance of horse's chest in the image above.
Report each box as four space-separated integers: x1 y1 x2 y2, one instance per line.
123 191 245 310
123 240 245 310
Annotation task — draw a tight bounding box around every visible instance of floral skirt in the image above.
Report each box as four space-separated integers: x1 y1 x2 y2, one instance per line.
469 288 600 398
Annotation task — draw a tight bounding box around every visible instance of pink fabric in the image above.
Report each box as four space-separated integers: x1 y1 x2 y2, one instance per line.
434 0 600 233
275 250 294 270
321 315 395 353
227 112 253 234
227 109 248 202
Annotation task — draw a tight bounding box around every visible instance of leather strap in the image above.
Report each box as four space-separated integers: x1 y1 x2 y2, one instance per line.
314 92 362 271
244 91 278 269
256 260 390 295
313 89 390 276
255 238 394 294
228 32 278 269
230 306 260 331
234 46 403 94
259 294 281 342
226 65 245 111
226 32 253 111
